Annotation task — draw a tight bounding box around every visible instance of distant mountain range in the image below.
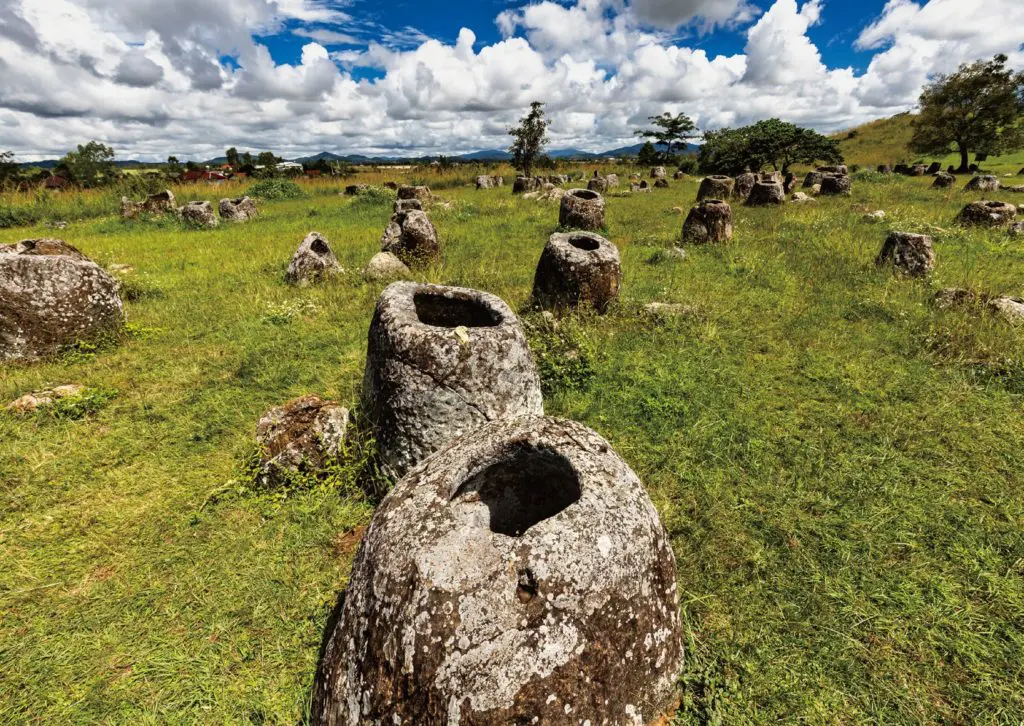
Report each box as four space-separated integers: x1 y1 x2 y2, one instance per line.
18 143 700 169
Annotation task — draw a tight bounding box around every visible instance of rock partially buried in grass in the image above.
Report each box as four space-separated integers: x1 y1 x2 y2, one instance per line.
988 297 1024 325
177 201 219 228
286 232 341 286
254 395 349 488
219 196 257 222
0 239 125 362
933 287 978 309
362 252 411 283
964 175 1000 192
682 199 733 245
654 178 670 189
818 165 848 176
362 282 543 480
7 384 85 414
559 188 605 231
803 171 824 189
956 200 1017 227
819 175 852 196
1010 221 1024 237
651 166 667 179
932 172 955 189
380 209 440 267
791 192 816 204
746 180 785 206
531 231 622 314
311 415 684 726
344 184 369 196
698 175 734 201
876 231 935 278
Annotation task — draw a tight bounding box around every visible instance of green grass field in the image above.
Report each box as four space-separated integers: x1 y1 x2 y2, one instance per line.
2 160 1024 723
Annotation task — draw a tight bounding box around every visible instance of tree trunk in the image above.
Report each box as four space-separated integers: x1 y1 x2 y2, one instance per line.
957 143 969 174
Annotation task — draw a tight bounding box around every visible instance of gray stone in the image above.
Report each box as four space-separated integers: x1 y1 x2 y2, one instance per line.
909 164 928 177
586 176 609 193
381 209 440 267
397 185 432 202
876 231 935 277
393 198 423 213
819 175 852 196
7 384 85 414
219 196 257 222
345 184 369 196
559 189 605 231
932 172 955 188
513 177 541 194
933 288 977 309
531 232 622 314
475 176 494 190
178 200 219 228
254 395 349 488
362 252 411 283
682 199 732 245
651 166 667 179
311 415 684 726
964 175 1000 192
0 239 124 361
791 192 816 204
817 165 848 176
746 180 785 206
956 200 1017 227
653 178 670 189
286 232 341 286
989 297 1024 325
1010 221 1024 237
605 173 620 187
803 171 824 188
361 282 543 479
697 175 735 201
121 189 176 219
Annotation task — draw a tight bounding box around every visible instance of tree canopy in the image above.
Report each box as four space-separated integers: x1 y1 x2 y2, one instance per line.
635 112 698 160
910 54 1024 173
508 101 550 178
0 151 18 187
699 119 843 175
56 141 118 187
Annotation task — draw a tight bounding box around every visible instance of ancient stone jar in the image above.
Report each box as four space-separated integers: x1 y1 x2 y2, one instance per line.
475 176 493 190
964 175 1000 193
733 173 755 200
654 178 670 189
286 232 341 285
254 396 348 488
397 185 432 202
817 165 848 176
178 200 219 228
121 189 176 219
531 231 622 314
746 180 785 206
927 162 942 175
956 200 1018 227
683 199 733 245
0 239 124 361
219 196 257 222
362 283 543 479
605 173 620 187
651 166 667 179
311 415 684 726
932 172 955 189
381 209 440 267
803 171 824 189
559 189 605 231
393 198 423 213
698 175 735 201
586 176 609 193
513 176 540 194
909 164 927 177
876 232 935 277
819 175 852 196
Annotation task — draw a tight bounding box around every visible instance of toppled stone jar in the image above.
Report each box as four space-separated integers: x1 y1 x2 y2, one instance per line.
286 232 341 285
311 415 684 726
219 196 258 222
362 282 543 479
254 395 349 488
531 231 622 314
558 188 605 231
876 231 935 277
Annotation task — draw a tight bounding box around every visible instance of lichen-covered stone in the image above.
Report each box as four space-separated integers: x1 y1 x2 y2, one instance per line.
559 189 605 231
964 175 1000 192
475 176 494 190
989 297 1024 325
0 239 124 361
819 175 852 196
513 177 540 194
531 231 622 314
7 384 85 413
381 209 440 267
219 196 257 222
361 282 543 479
345 184 370 196
746 180 785 206
362 252 411 283
791 192 816 204
178 200 219 228
286 232 341 285
817 165 848 176
932 172 955 189
876 231 935 277
586 176 609 193
394 198 423 213
121 189 176 219
697 175 734 201
651 166 667 179
909 164 927 177
311 415 684 726
956 200 1017 227
605 174 620 187
803 171 824 188
653 178 669 189
254 395 349 487
397 185 432 202
682 199 732 245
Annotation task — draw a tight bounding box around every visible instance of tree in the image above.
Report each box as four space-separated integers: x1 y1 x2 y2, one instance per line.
166 156 182 176
635 112 699 160
508 101 550 178
0 150 18 187
699 119 842 175
636 141 660 167
56 141 118 187
911 54 1024 173
256 151 280 169
226 147 240 168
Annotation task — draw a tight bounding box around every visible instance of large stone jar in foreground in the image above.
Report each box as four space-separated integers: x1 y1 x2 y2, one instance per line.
1 239 124 361
362 282 543 479
531 231 621 313
312 415 684 726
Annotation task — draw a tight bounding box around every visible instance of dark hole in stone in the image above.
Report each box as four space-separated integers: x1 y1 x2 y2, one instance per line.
456 444 581 537
311 238 331 255
414 291 501 328
517 568 538 603
704 199 724 205
568 236 600 252
573 189 599 201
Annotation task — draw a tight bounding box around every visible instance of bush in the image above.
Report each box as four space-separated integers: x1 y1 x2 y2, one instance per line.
677 156 700 174
247 179 305 200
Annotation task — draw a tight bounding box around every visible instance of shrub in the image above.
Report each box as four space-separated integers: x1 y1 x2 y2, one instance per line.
247 178 305 200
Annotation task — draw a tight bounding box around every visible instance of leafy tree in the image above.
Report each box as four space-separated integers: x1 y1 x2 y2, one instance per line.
910 54 1024 173
635 112 699 159
166 156 182 176
636 141 660 167
56 141 118 187
256 151 280 169
508 101 550 178
699 120 842 174
436 155 454 174
226 147 240 168
0 150 19 187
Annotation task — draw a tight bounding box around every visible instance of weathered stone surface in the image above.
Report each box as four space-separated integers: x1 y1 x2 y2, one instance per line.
746 180 785 206
682 199 732 245
586 176 609 193
876 231 935 277
532 232 622 314
361 283 543 479
803 171 824 188
524 184 566 203
791 192 817 204
673 171 686 180
254 395 349 487
654 178 669 189
817 165 848 176
1003 185 1024 193
819 174 852 196
909 164 928 177
219 196 257 222
934 287 977 309
286 232 342 286
311 415 684 726
397 185 432 202
932 172 955 189
381 210 441 267
956 200 1017 227
513 177 541 194
475 176 494 190
393 198 423 213
630 183 650 193
559 189 605 231
362 252 411 283
894 164 910 175
384 181 399 190
605 174 620 187
989 297 1024 325
7 384 85 413
863 210 886 222
121 189 176 219
783 172 799 195
965 175 1000 192
698 175 734 201
0 239 124 361
759 171 783 184
651 166 667 179
345 184 370 196
733 172 756 200
178 201 219 228
1010 221 1024 237
644 302 695 317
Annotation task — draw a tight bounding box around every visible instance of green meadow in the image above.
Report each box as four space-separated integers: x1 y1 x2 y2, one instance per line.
2 158 1024 723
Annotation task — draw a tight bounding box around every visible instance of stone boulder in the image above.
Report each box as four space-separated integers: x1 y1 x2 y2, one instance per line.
286 232 342 286
586 176 609 193
254 396 349 488
559 189 605 231
746 180 785 206
932 172 955 189
513 176 540 194
7 384 85 414
791 192 817 204
121 189 176 219
759 171 783 184
361 283 543 479
875 231 935 277
311 415 684 726
909 164 928 177
531 231 621 314
964 175 1000 192
1011 221 1024 237
654 178 670 189
384 181 399 190
682 199 733 245
362 252 411 283
381 209 441 267
345 184 369 196
475 176 493 190
0 239 124 361
698 175 735 201
956 200 1017 227
989 297 1024 325
803 171 824 189
734 172 756 200
820 174 852 196
651 166 667 179
605 173 619 187
178 201 218 228
219 196 257 222
393 198 423 213
397 185 432 202
674 170 686 180
894 164 910 175
817 165 848 176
